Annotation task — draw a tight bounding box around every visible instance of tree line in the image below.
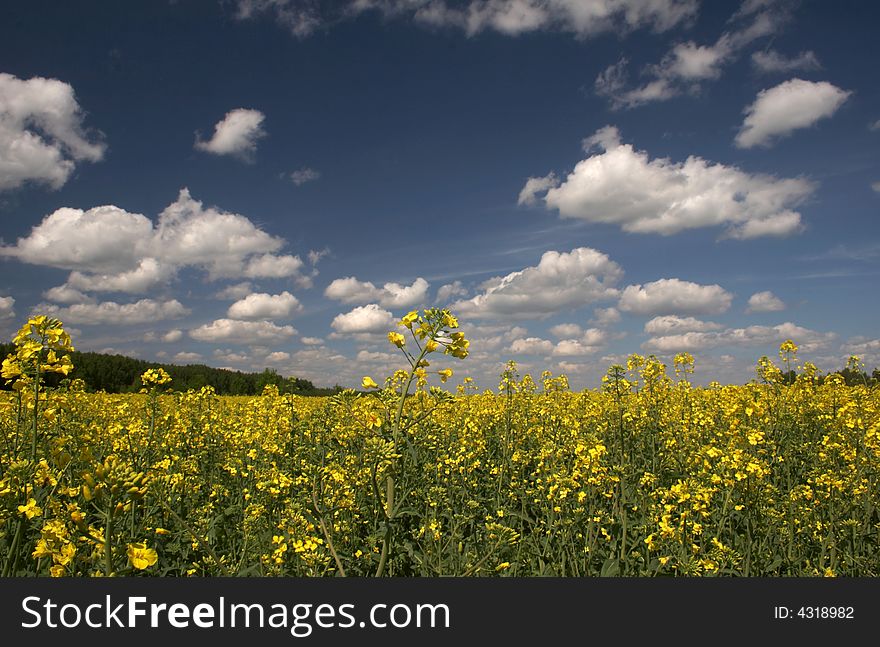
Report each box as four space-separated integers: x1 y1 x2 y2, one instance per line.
0 343 342 396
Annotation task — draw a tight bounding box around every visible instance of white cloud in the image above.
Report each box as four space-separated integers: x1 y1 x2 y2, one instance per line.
330 304 396 335
595 1 790 109
40 299 189 325
174 352 203 363
870 120 880 132
66 258 173 293
243 254 306 280
451 247 622 320
227 291 302 320
436 281 468 304
0 296 14 319
1 189 309 292
873 182 880 193
643 315 723 335
746 290 785 313
289 167 320 185
162 329 183 343
751 50 821 74
553 328 607 356
0 72 105 191
619 278 733 316
549 323 582 338
43 285 94 305
643 321 835 353
324 276 429 308
189 318 297 343
215 282 254 300
517 173 558 206
266 351 291 363
528 127 813 239
381 278 430 308
194 108 266 161
509 337 554 355
238 0 698 39
735 79 851 148
356 350 398 363
300 336 323 345
590 306 621 327
307 248 330 265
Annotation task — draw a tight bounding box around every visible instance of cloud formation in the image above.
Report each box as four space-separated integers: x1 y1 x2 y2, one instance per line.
236 0 697 39
746 290 785 313
227 291 303 320
618 278 733 316
0 73 105 191
195 108 266 161
40 299 189 325
595 1 790 109
524 127 814 239
190 318 297 343
735 79 851 148
451 247 622 320
1 189 308 293
324 276 429 309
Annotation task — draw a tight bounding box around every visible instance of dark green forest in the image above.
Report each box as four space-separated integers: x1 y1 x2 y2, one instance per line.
0 343 342 396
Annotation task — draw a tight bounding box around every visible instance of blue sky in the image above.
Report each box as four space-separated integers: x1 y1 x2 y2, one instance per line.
1 0 878 389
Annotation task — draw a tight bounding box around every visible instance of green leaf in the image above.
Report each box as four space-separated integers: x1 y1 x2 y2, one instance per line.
601 557 620 577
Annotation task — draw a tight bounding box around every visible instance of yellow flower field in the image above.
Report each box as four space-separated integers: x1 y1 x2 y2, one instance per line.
1 312 878 576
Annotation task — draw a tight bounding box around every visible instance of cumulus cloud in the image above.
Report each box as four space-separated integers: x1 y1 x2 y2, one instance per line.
643 315 723 335
227 291 302 320
552 328 607 356
619 279 733 316
43 285 94 305
215 282 254 300
324 276 429 308
190 318 297 343
873 182 880 193
751 49 821 74
643 321 835 353
0 296 14 319
300 336 323 345
590 306 621 327
595 1 790 109
265 351 291 363
40 299 189 325
746 290 785 313
194 108 266 161
451 247 622 320
330 304 396 335
289 167 320 185
735 79 851 148
243 254 306 280
162 329 183 343
1 189 309 292
436 281 468 304
0 72 105 191
509 337 554 355
526 127 813 239
549 323 582 338
236 0 697 39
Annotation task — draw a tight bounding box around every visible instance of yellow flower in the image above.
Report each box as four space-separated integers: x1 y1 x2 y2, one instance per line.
127 542 158 570
399 311 419 329
387 332 406 348
438 368 453 383
18 498 42 519
362 376 379 389
425 340 438 353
